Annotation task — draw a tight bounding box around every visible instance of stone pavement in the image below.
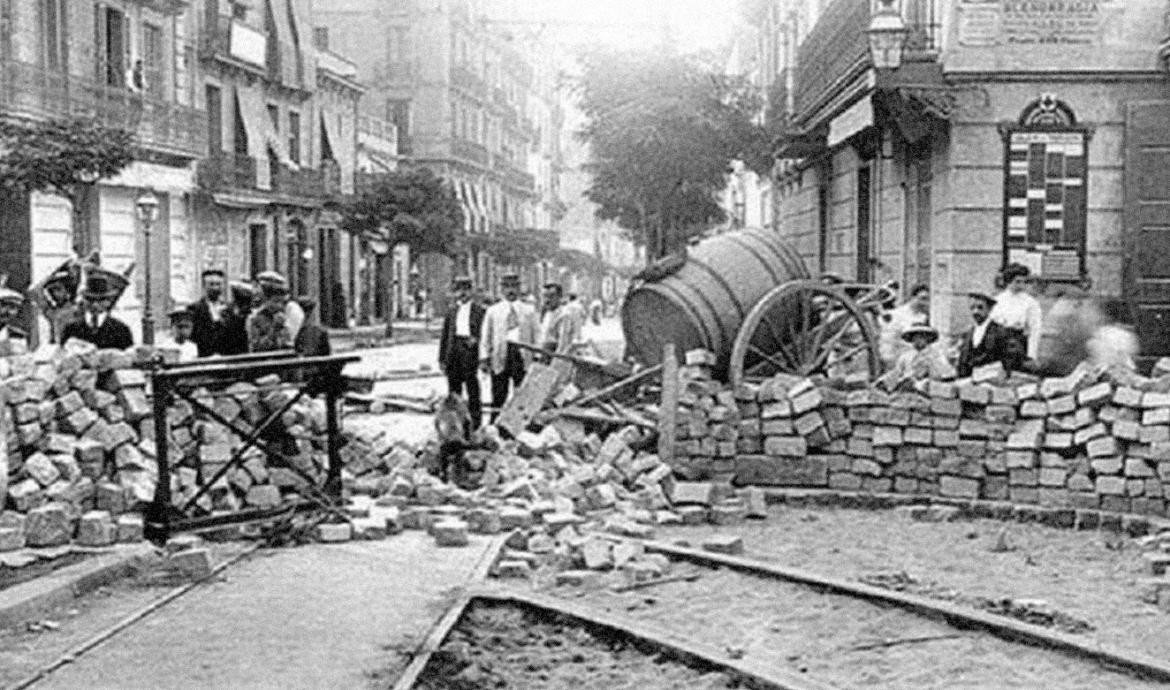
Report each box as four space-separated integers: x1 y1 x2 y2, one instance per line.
34 533 498 690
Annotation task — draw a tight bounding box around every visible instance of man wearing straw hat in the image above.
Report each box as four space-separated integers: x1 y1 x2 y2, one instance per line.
60 264 134 350
479 272 537 421
882 323 955 391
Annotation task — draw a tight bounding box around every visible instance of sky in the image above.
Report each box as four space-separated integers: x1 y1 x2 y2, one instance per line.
486 0 739 54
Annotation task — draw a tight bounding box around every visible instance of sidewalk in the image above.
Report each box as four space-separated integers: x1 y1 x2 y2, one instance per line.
34 533 498 689
329 319 441 353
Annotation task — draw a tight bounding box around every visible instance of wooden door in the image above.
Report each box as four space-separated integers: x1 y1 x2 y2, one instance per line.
1125 102 1170 358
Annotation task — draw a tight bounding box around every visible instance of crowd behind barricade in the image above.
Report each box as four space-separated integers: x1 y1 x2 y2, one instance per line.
0 254 332 362
872 263 1138 392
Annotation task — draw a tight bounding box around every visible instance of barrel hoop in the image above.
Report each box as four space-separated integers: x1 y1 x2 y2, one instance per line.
724 234 783 285
687 259 743 346
741 231 811 281
656 280 721 350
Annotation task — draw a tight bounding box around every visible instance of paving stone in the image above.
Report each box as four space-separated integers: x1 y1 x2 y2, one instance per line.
432 519 470 547
317 522 353 542
168 548 215 579
702 535 744 555
116 515 144 543
495 560 533 578
76 510 116 546
25 503 72 547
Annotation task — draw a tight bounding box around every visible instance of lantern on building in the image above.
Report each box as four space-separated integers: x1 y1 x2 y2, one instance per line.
868 0 908 70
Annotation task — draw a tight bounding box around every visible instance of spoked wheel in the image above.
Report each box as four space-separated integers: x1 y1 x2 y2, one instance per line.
728 280 881 389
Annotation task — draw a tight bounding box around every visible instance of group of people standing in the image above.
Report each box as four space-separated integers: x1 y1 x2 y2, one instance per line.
439 273 590 429
878 262 1137 391
0 253 330 361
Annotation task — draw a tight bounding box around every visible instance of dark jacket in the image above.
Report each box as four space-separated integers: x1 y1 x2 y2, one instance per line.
220 306 251 356
189 298 229 357
61 315 134 350
957 320 1012 378
438 300 485 370
294 323 331 357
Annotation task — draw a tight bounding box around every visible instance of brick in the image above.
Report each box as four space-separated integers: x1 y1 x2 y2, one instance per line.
1101 496 1132 513
1096 476 1127 495
1141 426 1170 444
958 384 992 405
930 398 962 417
1020 400 1048 418
847 438 874 457
982 475 1010 500
734 455 827 486
957 440 986 458
168 548 215 579
793 411 825 435
1091 457 1123 475
1067 474 1093 492
25 503 72 547
1039 467 1067 487
1006 431 1042 450
939 476 980 499
702 535 745 555
1143 408 1170 426
1047 395 1076 415
761 419 794 436
790 388 824 415
1087 437 1119 458
1073 423 1108 446
761 400 793 419
1009 487 1039 504
764 436 807 457
872 426 902 447
1144 392 1170 409
76 510 116 547
903 427 932 445
1009 468 1038 486
1045 433 1074 450
108 368 146 391
852 459 883 477
24 452 61 487
1126 458 1156 478
828 472 862 491
1077 382 1113 406
1005 450 1036 469
1114 387 1144 408
1112 420 1142 442
933 430 960 448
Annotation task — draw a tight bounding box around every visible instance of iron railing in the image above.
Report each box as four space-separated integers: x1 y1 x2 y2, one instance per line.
452 138 489 167
0 57 206 158
199 153 340 199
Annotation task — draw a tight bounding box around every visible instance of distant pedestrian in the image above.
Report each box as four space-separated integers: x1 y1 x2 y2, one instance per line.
879 283 930 368
439 276 484 427
160 307 198 362
480 273 537 422
189 268 230 357
956 292 1011 377
219 281 254 356
246 273 292 353
989 263 1043 370
61 265 134 350
293 296 331 357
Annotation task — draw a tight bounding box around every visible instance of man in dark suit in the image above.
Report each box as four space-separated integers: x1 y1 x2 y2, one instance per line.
293 296 331 357
439 276 485 428
0 284 29 355
957 291 1011 378
61 265 134 350
189 268 229 357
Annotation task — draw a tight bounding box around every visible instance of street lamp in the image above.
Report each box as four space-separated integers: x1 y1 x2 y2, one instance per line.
868 0 908 70
135 190 160 345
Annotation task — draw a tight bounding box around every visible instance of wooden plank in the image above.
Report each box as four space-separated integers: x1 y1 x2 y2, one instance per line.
568 364 664 408
658 344 679 462
495 362 561 438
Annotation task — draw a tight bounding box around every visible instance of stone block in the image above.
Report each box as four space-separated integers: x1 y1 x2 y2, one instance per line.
76 510 116 546
169 548 215 579
939 476 980 500
764 436 807 457
115 515 143 542
1096 476 1127 495
702 535 744 555
432 519 470 547
828 472 862 491
317 522 353 542
24 452 61 487
25 503 72 547
495 560 532 578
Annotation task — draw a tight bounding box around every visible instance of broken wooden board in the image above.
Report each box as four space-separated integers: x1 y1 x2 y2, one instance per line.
496 362 562 438
657 344 679 462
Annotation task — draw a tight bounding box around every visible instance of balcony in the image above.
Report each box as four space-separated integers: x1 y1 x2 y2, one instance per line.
0 57 206 158
451 138 489 167
499 163 534 194
451 65 486 98
359 115 399 158
792 0 870 123
198 153 340 200
317 49 358 81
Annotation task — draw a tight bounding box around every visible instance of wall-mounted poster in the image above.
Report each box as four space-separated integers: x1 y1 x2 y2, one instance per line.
958 0 1115 47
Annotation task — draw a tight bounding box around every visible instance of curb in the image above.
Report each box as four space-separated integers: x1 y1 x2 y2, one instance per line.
0 544 157 629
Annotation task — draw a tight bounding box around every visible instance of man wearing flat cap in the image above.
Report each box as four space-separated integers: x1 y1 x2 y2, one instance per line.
0 283 29 355
957 291 1011 378
61 265 134 350
247 272 293 353
439 276 484 426
257 270 304 342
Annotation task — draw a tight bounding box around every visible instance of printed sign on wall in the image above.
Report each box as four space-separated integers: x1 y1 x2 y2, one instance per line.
958 0 1114 47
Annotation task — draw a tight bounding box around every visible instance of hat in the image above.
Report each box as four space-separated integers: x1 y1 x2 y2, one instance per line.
967 291 997 306
82 265 130 301
168 306 194 322
0 287 24 305
256 271 289 296
901 324 940 344
295 295 317 313
201 268 226 279
451 276 473 289
500 273 520 285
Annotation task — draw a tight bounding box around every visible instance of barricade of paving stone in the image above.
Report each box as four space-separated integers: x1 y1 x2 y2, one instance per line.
669 352 1170 519
0 339 337 552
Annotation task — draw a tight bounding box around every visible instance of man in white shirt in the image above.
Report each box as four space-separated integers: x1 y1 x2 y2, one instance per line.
480 273 537 422
879 283 930 368
539 282 579 354
439 276 485 427
989 263 1044 370
159 307 199 363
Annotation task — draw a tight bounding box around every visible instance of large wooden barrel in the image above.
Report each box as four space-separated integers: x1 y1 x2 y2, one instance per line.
622 230 810 378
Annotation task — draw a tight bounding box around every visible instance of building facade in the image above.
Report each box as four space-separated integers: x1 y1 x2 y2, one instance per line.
757 0 1170 365
316 0 566 305
0 0 206 344
192 0 366 330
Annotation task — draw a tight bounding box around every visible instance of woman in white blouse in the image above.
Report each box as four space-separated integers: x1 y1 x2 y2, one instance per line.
989 263 1043 370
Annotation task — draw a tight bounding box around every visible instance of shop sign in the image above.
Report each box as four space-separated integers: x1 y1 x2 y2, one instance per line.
958 0 1114 47
827 96 873 149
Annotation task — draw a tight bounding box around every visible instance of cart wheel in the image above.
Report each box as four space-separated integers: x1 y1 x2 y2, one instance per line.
728 280 881 389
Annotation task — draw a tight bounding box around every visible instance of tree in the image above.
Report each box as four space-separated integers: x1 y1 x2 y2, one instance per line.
0 117 135 253
341 167 465 257
575 46 774 263
469 227 559 268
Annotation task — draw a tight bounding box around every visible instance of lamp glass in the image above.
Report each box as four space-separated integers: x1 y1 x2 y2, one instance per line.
868 2 908 70
135 192 160 224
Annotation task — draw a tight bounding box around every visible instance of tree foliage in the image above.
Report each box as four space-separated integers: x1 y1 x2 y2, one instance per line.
575 46 773 261
0 117 134 200
553 246 611 278
341 167 465 256
470 227 559 267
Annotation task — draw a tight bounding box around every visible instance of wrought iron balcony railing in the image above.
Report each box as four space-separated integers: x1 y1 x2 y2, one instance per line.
0 57 206 158
452 138 489 167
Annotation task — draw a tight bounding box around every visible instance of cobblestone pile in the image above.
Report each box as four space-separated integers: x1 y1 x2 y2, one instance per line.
672 352 1170 516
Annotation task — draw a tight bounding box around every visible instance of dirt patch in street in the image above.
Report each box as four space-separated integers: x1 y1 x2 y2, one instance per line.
414 601 739 690
0 552 90 593
659 505 1170 662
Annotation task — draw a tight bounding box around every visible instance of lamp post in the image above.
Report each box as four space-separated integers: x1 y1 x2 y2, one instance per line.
868 0 908 70
135 190 160 345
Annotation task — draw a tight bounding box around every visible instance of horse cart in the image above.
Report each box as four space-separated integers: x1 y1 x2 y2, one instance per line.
621 229 895 388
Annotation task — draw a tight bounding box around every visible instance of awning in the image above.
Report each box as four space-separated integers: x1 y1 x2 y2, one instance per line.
454 180 472 234
469 182 488 234
233 85 267 158
827 95 873 149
